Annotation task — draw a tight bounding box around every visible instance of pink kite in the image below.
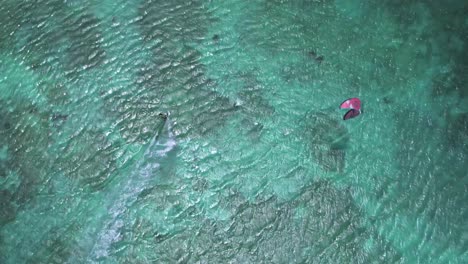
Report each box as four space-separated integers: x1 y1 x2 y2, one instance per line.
339 98 362 120
340 98 361 111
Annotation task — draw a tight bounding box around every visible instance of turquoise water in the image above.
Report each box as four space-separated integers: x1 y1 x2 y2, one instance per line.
1 0 467 263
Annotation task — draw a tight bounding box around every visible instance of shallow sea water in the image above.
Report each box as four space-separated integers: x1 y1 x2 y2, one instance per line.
1 0 467 263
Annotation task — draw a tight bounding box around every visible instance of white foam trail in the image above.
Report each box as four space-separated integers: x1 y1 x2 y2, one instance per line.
86 121 176 262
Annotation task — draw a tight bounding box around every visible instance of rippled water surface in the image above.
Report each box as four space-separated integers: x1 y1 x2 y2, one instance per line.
1 0 467 263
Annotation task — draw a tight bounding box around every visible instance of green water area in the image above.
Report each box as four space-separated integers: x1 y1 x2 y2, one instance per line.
1 0 467 263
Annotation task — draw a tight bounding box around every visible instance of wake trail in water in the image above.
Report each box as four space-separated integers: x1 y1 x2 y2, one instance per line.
68 120 176 263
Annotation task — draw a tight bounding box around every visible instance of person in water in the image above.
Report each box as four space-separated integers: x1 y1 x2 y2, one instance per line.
158 112 168 120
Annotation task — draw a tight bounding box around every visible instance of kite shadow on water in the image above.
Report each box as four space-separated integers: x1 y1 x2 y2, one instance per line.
298 98 362 172
300 110 349 173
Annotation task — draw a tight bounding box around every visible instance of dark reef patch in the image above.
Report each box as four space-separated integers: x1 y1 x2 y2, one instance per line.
133 0 236 140
24 223 81 264
375 1 468 100
0 98 51 210
62 13 106 72
446 112 468 152
116 179 400 263
392 108 468 259
0 0 106 80
0 190 16 226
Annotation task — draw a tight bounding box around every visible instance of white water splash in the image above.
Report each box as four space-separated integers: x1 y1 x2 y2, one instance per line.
83 120 176 263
